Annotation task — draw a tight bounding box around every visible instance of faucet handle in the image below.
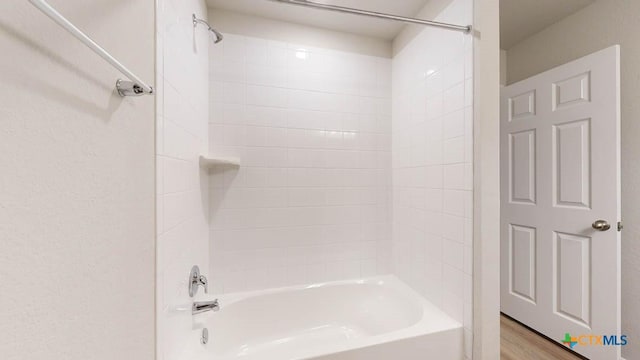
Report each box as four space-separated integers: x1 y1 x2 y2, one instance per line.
189 265 209 297
198 274 208 294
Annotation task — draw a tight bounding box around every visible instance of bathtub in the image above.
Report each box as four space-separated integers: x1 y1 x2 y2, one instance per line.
193 275 463 360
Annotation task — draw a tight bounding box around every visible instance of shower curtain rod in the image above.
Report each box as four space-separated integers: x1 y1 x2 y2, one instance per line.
270 0 472 34
27 0 154 96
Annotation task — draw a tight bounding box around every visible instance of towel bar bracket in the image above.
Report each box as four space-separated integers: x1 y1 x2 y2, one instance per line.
116 79 154 97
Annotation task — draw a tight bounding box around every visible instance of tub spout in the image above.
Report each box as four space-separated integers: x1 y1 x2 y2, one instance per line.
193 299 220 315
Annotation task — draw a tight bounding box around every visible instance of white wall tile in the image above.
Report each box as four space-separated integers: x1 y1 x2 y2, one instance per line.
443 109 465 139
444 164 466 189
156 2 210 360
210 34 392 293
443 82 465 114
443 137 465 164
391 2 473 357
444 190 465 217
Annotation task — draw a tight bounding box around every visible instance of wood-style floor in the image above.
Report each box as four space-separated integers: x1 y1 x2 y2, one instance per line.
501 314 587 360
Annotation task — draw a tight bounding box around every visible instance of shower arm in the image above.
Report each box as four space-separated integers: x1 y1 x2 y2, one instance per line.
193 14 224 44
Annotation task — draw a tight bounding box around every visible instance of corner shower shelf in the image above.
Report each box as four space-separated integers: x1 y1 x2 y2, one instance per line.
199 155 240 169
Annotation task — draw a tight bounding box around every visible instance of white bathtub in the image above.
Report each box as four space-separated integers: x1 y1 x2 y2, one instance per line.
192 275 463 360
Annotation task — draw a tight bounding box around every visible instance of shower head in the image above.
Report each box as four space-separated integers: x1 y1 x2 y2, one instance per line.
193 14 223 44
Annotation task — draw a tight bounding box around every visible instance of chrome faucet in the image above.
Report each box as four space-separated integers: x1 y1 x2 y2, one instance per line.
189 265 221 315
192 299 220 315
189 265 208 297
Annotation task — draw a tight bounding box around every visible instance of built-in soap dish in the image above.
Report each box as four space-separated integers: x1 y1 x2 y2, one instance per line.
199 155 240 169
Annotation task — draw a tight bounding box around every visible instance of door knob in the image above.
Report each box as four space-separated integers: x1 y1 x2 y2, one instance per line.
592 220 611 231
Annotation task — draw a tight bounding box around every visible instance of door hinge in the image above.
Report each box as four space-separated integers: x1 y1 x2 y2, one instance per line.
618 221 623 232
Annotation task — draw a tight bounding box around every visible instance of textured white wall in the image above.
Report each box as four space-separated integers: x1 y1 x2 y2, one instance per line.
391 0 473 358
156 0 210 359
207 31 392 294
0 1 155 360
506 1 639 358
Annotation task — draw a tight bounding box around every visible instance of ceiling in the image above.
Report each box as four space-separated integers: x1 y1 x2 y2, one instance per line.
500 0 595 49
206 0 431 40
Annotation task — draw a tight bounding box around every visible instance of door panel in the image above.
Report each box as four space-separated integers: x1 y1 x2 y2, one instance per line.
510 224 536 303
554 231 591 327
509 90 536 120
553 72 590 110
553 119 591 209
509 130 536 204
501 46 621 360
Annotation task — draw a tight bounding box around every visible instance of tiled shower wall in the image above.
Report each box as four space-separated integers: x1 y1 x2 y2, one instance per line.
156 0 210 360
391 0 473 358
207 34 392 294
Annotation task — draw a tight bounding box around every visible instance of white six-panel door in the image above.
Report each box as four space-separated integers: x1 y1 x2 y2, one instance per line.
500 46 621 360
